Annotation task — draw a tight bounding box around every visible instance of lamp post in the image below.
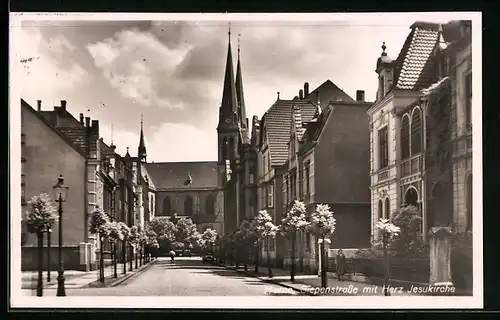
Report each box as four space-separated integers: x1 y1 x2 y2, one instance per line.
47 228 52 283
53 174 69 297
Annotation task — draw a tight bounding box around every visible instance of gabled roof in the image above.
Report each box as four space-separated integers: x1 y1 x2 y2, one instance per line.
145 161 218 190
21 99 87 158
261 99 317 166
306 80 354 108
392 22 441 91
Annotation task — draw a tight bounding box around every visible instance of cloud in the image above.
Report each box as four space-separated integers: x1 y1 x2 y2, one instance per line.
15 27 88 101
110 123 217 162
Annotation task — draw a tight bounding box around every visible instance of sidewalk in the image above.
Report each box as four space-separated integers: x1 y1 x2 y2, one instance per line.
219 262 420 296
21 258 157 290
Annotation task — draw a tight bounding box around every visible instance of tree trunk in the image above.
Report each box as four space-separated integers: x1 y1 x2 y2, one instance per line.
243 243 248 271
134 246 137 269
383 233 390 296
320 239 327 288
267 238 273 278
291 231 296 282
37 231 44 297
47 230 51 283
123 240 127 274
254 242 260 274
99 236 105 283
113 241 117 278
299 232 304 273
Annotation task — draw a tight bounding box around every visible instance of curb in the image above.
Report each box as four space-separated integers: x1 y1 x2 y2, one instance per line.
217 263 314 296
109 259 158 287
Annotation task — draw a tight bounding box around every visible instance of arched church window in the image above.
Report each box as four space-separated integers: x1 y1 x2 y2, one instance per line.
184 195 193 216
384 198 390 219
163 196 171 216
378 200 383 222
206 194 216 216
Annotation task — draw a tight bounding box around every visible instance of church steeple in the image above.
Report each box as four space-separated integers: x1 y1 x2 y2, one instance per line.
218 24 239 131
138 113 147 162
235 33 247 128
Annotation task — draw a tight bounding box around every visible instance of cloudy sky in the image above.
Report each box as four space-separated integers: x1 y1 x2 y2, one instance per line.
12 13 456 162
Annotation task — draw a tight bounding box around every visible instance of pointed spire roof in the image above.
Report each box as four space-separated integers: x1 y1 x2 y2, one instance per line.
138 113 147 161
235 33 247 128
218 24 239 129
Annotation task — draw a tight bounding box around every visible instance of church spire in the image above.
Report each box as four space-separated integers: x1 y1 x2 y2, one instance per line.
235 33 247 128
138 113 147 162
218 23 239 130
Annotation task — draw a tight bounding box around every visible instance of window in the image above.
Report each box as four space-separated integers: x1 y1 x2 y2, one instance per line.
290 171 297 201
184 195 193 216
267 184 274 208
410 108 422 155
378 200 383 222
285 176 289 205
304 162 310 195
466 174 473 231
465 71 472 131
206 194 216 215
379 76 385 100
163 196 171 216
401 114 410 159
378 127 389 169
384 198 390 219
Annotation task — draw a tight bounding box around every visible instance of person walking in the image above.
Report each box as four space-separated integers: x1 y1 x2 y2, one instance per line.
336 249 347 281
169 250 176 264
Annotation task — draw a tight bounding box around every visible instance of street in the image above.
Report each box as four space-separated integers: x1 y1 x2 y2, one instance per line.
33 257 301 296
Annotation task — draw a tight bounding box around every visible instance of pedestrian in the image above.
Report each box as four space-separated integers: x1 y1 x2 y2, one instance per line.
336 249 346 281
169 250 176 264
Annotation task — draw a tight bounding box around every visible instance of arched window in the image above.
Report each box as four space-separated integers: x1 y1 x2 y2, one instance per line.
384 198 390 219
466 174 473 231
401 114 410 159
184 195 193 216
206 194 216 216
404 187 418 207
411 108 422 155
378 200 383 221
162 196 171 216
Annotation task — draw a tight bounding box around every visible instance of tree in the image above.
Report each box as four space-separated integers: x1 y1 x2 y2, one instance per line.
24 193 58 297
376 218 401 296
310 204 336 288
107 221 124 278
254 210 279 278
89 207 111 282
147 217 176 253
201 228 218 254
390 205 426 258
280 200 310 281
128 225 139 270
117 222 130 274
174 217 200 249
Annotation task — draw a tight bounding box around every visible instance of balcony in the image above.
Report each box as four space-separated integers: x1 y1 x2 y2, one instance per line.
377 169 389 182
401 154 421 177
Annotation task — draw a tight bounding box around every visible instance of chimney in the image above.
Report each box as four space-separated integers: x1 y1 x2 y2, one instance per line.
277 92 280 100
299 89 304 99
79 113 84 124
85 117 91 127
304 82 309 96
37 100 42 111
60 100 67 110
356 90 365 102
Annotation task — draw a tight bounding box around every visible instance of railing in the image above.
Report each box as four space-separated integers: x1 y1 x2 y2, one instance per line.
377 169 389 182
401 154 421 177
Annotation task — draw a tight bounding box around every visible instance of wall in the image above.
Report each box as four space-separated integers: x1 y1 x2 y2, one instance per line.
329 205 371 248
22 106 86 247
315 104 371 204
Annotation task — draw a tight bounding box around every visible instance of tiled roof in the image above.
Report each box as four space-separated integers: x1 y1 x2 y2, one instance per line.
145 161 218 190
393 22 440 91
306 80 354 108
262 100 317 166
58 127 89 154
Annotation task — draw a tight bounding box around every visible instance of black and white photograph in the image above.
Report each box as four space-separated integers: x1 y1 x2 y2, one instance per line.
9 12 482 309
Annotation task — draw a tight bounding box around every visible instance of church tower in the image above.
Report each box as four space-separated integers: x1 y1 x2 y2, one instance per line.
235 35 248 129
138 114 147 163
217 25 240 233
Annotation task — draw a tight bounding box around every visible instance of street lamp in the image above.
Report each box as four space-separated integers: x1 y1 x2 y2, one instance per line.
47 228 52 283
53 174 68 297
